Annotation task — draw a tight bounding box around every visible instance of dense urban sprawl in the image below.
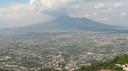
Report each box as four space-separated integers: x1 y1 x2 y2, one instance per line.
0 31 128 71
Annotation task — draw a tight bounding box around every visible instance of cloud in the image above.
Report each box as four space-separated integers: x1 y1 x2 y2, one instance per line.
0 4 29 20
94 3 106 9
0 0 128 28
0 4 52 28
114 3 122 8
121 12 127 16
94 3 113 13
101 17 109 21
0 0 85 28
103 7 112 13
29 0 84 16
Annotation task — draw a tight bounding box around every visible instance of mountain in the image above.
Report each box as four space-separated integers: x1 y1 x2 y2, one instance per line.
25 15 118 31
1 15 127 32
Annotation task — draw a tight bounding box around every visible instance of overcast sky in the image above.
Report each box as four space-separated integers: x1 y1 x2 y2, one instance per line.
0 0 128 28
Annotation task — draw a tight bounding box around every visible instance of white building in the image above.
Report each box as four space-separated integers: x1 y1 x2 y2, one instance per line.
122 64 128 71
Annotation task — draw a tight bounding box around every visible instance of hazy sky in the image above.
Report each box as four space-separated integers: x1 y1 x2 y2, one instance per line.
0 0 128 28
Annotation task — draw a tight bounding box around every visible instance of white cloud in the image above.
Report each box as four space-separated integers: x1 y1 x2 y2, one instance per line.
0 4 29 20
0 4 52 28
94 3 113 13
0 0 128 28
114 3 122 8
29 0 83 15
0 0 85 28
94 3 106 9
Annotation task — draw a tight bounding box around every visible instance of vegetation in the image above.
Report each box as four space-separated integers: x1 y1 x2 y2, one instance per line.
75 54 128 71
39 54 128 71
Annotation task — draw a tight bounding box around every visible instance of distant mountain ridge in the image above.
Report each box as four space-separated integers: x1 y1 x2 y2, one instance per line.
1 15 128 32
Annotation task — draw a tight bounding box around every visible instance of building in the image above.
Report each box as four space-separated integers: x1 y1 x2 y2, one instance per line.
122 64 128 71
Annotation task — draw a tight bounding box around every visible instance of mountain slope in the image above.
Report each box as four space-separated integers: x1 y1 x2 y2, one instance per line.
26 15 118 31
